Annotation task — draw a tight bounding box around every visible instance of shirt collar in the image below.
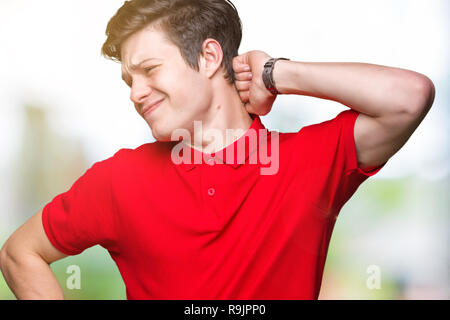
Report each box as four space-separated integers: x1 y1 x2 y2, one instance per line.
177 114 267 171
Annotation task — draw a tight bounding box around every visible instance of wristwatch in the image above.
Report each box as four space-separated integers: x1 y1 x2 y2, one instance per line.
262 57 290 95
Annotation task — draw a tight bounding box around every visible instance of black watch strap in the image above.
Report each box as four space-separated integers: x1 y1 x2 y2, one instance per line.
262 58 290 95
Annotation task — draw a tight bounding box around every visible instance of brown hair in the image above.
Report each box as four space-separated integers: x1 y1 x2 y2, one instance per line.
101 0 242 84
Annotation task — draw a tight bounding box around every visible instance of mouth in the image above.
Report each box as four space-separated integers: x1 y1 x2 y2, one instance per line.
142 98 164 117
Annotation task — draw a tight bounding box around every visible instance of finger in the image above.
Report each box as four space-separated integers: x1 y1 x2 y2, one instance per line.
233 55 251 72
239 90 250 103
234 71 253 81
245 102 255 114
235 80 251 92
233 63 251 73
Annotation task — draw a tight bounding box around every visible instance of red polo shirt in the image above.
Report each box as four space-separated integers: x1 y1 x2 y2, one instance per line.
42 109 385 299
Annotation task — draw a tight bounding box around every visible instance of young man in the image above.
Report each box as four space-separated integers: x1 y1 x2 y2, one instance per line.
0 0 435 300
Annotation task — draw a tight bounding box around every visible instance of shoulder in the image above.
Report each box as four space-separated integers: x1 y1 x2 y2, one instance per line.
301 109 358 132
108 141 176 169
113 141 172 158
295 109 359 142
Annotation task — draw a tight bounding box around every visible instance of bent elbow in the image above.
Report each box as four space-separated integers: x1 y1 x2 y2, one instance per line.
407 75 436 117
0 243 11 273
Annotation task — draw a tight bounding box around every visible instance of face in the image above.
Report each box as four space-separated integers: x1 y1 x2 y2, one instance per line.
121 25 213 142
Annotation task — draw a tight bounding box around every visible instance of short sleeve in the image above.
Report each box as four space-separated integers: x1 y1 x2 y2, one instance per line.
296 109 387 213
339 109 386 177
336 109 386 207
42 155 118 256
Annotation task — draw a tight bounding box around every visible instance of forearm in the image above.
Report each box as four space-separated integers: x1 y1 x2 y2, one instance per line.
0 249 64 300
273 60 432 117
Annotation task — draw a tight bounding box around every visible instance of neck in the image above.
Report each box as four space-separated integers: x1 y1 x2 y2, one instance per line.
187 81 254 154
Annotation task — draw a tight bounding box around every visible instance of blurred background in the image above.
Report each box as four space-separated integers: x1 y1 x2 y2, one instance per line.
0 0 448 299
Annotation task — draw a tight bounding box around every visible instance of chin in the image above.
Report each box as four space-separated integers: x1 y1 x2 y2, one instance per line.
150 126 175 143
150 117 191 143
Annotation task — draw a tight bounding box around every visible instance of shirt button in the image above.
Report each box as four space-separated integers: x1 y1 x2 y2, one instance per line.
207 188 215 196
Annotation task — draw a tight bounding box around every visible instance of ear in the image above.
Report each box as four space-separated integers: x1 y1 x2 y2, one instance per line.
199 38 224 79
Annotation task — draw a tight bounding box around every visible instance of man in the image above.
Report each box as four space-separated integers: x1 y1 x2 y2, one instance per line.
0 0 435 300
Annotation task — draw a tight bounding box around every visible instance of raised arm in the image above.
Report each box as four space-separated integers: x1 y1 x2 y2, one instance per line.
0 209 68 299
232 51 435 171
273 59 435 170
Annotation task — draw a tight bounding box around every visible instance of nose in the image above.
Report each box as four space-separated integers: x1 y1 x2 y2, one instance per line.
130 78 152 106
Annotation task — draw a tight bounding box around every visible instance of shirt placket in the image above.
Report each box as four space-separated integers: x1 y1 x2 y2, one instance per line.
201 154 221 224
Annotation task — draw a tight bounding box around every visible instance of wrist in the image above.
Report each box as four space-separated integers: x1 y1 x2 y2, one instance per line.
272 60 304 95
262 58 290 95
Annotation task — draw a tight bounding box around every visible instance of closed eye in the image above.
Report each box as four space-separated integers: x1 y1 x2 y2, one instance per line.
145 64 161 74
122 65 160 87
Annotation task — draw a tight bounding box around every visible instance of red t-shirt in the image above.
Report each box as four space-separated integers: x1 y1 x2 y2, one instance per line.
42 109 385 299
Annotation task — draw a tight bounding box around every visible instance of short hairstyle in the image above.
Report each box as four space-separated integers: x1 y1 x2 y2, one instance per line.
101 0 243 84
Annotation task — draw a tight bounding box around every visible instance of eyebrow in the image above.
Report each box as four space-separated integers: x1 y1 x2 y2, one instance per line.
121 58 158 82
